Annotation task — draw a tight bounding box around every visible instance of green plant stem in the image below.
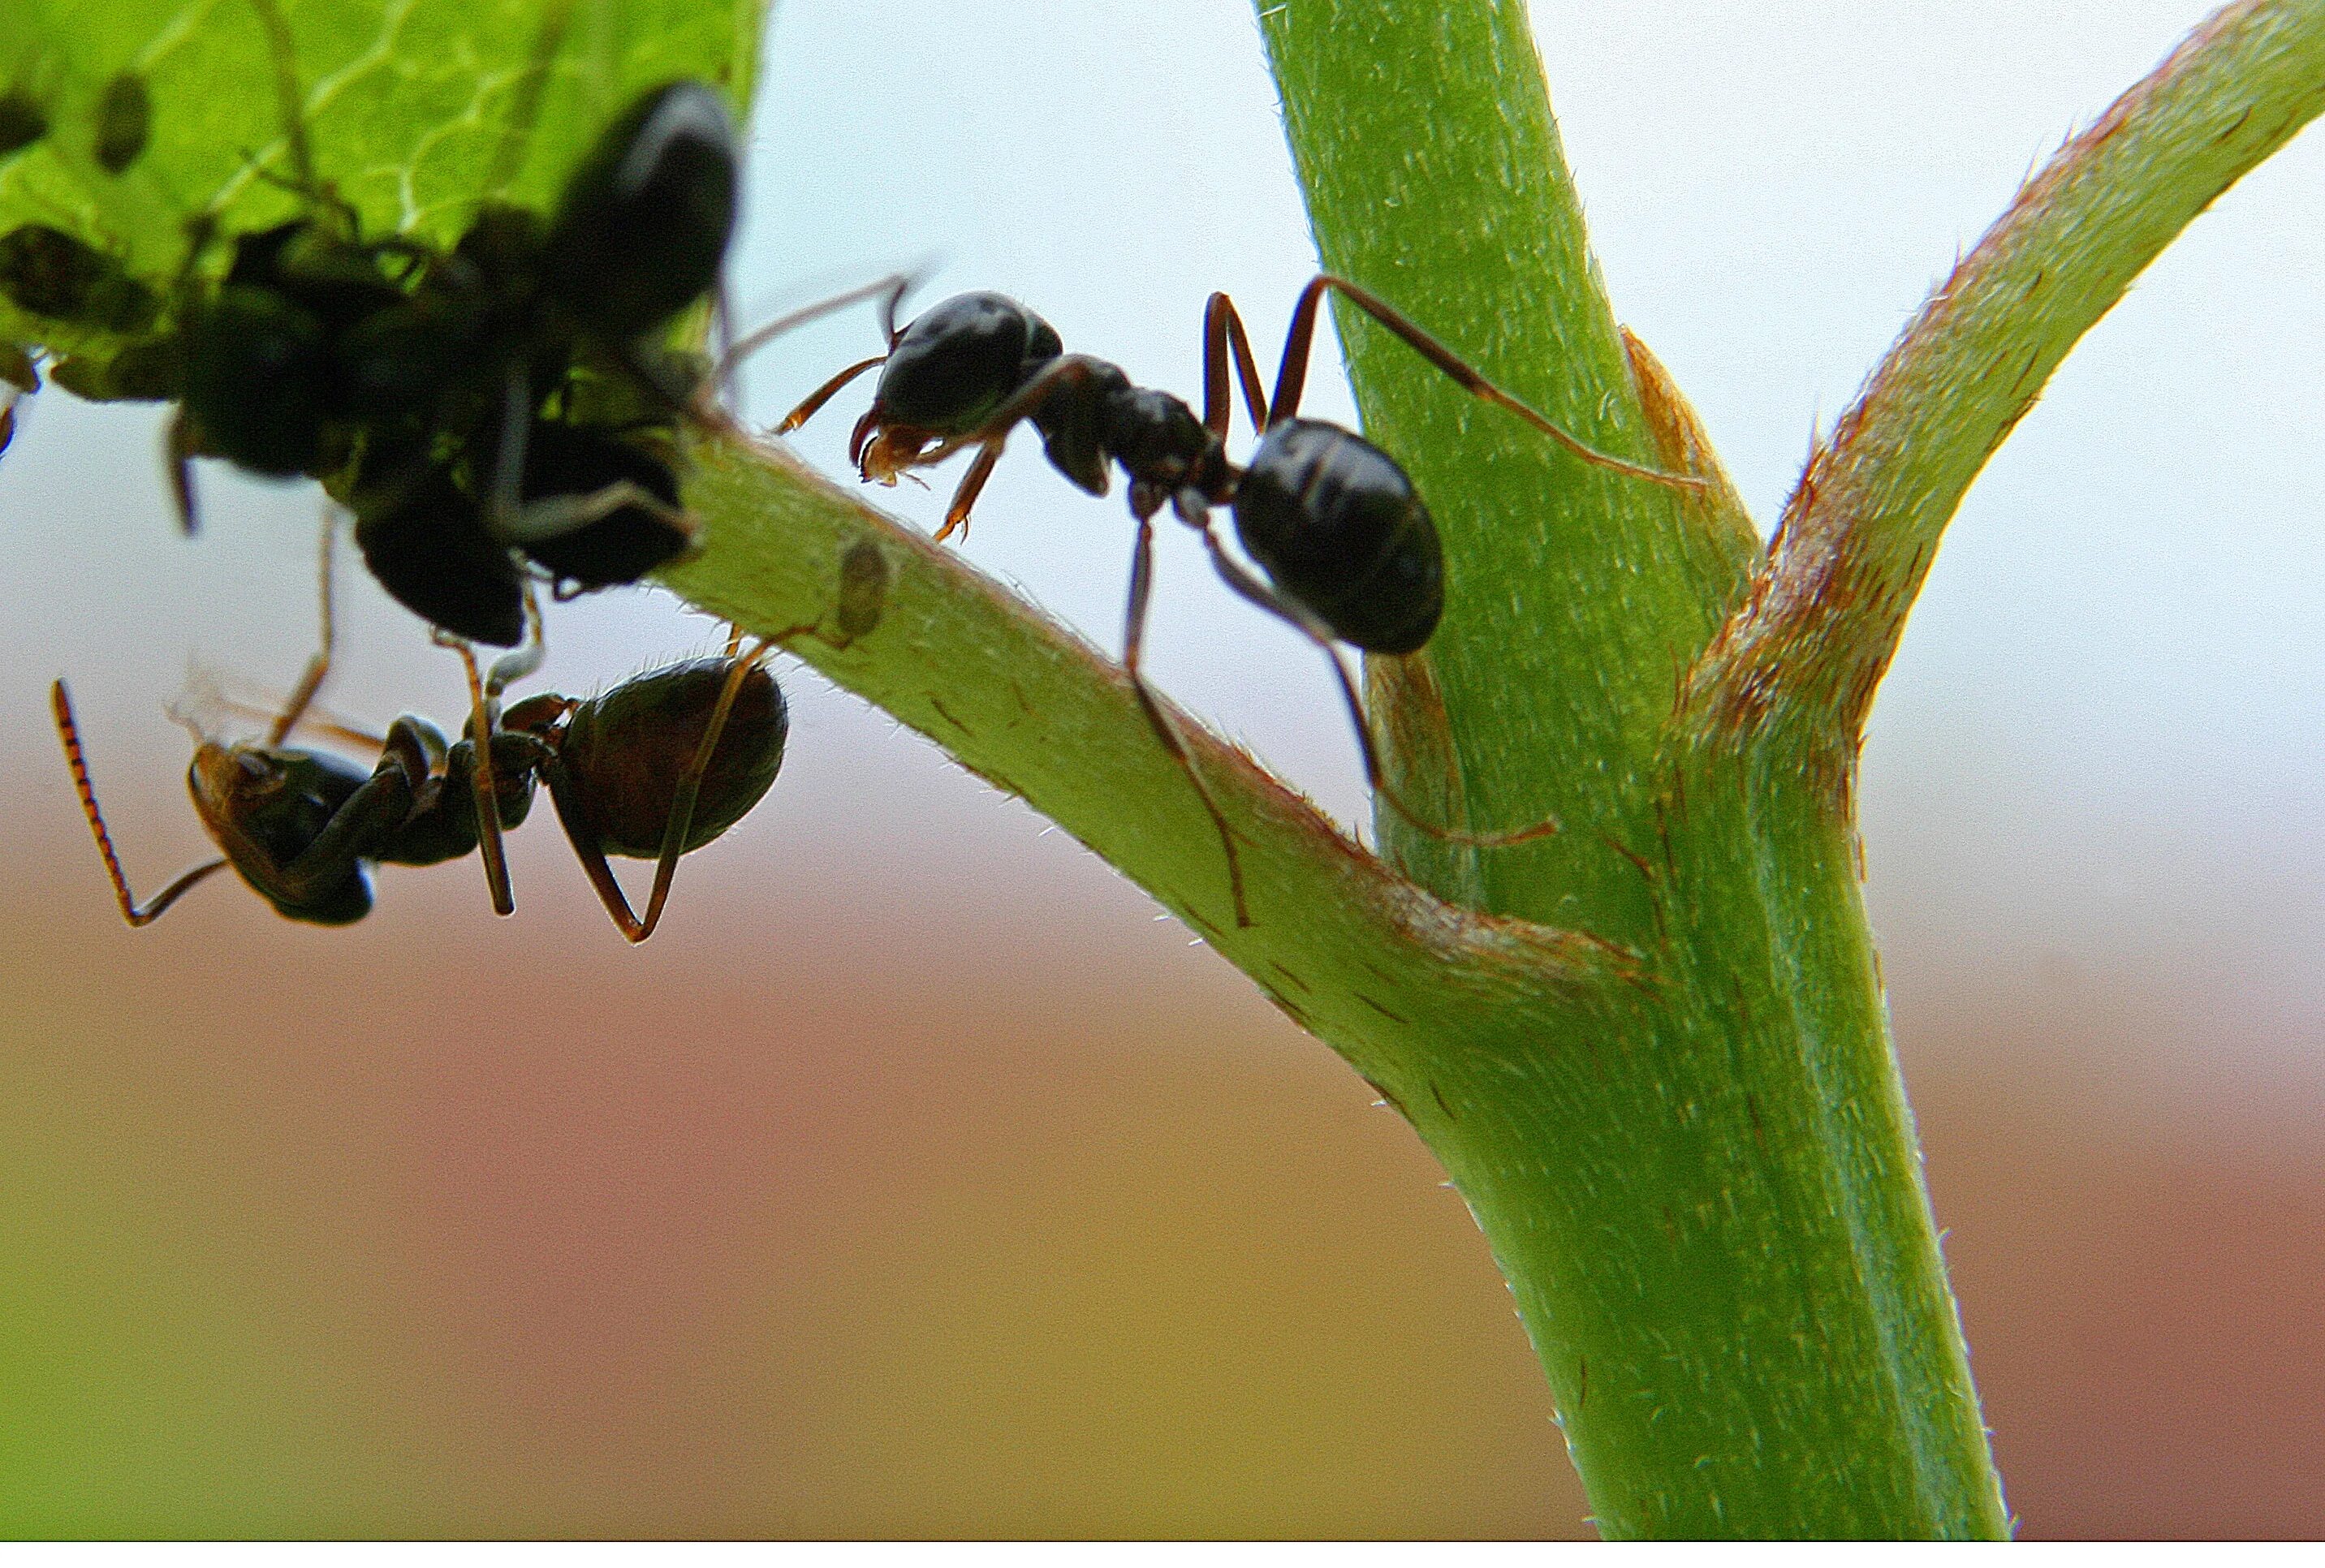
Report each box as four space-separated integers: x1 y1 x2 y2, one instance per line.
1693 0 2325 752
1256 0 2006 1536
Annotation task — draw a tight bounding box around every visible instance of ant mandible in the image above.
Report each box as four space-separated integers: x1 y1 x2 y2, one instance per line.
779 274 1706 925
51 523 788 942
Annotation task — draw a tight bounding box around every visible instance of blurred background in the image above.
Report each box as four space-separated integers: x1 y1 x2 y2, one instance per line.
1 0 2321 1539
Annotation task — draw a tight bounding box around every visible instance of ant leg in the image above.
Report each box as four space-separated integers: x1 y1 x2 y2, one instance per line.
437 635 516 916
713 281 740 414
485 583 545 697
490 476 696 549
166 411 199 535
629 641 771 942
723 270 922 390
1269 274 1704 493
486 363 535 540
1201 293 1270 439
776 355 884 434
934 442 1003 544
1190 524 1559 850
50 680 231 924
268 510 339 744
1124 518 1251 929
222 698 384 752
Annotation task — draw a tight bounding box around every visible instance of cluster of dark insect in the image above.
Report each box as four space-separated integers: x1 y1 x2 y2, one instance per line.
16 5 873 942
18 4 1700 941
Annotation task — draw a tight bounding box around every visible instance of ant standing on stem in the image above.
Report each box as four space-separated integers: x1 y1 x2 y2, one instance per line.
781 274 1706 925
50 521 792 943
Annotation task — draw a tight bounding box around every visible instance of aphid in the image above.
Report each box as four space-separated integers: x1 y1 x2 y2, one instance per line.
0 223 159 332
0 88 47 157
93 71 149 175
784 274 1705 922
830 537 891 645
52 530 787 941
165 36 741 600
178 219 407 478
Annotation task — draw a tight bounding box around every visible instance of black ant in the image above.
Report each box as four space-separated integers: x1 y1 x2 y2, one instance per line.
781 274 1705 924
51 524 789 942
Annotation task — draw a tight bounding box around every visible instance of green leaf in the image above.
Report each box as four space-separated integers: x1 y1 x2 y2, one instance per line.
0 0 760 361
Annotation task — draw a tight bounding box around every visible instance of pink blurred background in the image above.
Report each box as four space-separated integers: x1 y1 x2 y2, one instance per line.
2 0 2323 1537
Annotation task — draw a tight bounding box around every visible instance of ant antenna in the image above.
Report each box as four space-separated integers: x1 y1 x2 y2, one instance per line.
50 680 230 924
723 269 928 413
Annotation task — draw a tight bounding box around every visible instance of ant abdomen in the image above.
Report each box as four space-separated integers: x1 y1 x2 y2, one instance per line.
875 291 1062 433
553 659 787 858
1233 418 1443 655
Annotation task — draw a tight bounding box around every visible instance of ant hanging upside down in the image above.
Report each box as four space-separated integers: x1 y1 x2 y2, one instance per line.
780 274 1706 924
50 523 787 943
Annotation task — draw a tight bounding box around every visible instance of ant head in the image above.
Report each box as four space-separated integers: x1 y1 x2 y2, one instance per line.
184 739 379 924
873 291 1061 435
541 80 737 340
853 416 947 488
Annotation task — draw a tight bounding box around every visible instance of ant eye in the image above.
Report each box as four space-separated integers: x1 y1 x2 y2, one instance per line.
231 751 291 800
